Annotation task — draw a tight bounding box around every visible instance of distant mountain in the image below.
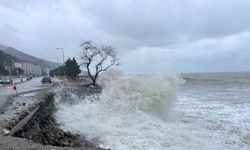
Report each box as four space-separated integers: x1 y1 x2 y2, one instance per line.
0 44 7 50
0 44 60 69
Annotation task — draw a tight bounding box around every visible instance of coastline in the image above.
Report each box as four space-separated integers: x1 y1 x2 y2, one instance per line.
0 81 106 150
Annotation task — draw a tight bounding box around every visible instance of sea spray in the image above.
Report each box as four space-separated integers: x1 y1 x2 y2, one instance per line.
55 70 218 150
55 71 250 150
97 69 181 119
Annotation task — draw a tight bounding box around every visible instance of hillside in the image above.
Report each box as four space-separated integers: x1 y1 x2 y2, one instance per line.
0 44 7 50
0 50 20 75
0 44 60 69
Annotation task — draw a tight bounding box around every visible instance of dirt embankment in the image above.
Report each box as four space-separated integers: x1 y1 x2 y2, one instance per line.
0 86 106 150
13 93 105 149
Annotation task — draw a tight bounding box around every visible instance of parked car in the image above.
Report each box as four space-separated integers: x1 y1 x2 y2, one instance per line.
26 76 33 81
41 77 52 84
0 76 13 84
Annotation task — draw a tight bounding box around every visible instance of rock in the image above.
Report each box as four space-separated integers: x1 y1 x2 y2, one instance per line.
62 141 69 146
2 128 10 135
11 93 103 149
8 146 15 150
22 103 26 106
70 142 75 147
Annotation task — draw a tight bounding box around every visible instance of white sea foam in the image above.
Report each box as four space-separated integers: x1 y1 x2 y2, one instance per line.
55 70 250 150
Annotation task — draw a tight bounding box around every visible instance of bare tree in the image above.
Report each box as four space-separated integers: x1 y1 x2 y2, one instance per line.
80 41 119 85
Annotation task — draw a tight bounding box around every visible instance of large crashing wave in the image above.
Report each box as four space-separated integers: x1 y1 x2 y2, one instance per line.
97 69 181 119
55 69 185 149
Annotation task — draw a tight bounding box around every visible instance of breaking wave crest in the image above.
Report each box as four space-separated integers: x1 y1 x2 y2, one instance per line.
98 69 181 119
55 69 186 149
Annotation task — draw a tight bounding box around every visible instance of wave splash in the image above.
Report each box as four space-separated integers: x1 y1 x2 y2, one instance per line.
55 69 186 149
98 69 181 119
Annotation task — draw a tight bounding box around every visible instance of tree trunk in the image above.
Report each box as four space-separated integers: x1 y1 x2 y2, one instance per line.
86 62 96 85
92 79 96 85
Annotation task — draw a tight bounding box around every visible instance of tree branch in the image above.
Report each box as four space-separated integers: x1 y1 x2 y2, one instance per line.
80 41 119 85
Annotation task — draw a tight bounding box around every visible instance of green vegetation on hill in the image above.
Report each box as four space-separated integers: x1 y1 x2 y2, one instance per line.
0 50 24 76
0 50 13 75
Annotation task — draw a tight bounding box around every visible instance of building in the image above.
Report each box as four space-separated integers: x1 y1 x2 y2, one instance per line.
14 62 44 76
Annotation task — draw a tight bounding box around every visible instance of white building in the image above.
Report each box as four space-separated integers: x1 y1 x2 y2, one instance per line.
14 62 43 76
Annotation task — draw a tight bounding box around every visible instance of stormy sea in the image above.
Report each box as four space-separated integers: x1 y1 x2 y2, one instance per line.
54 70 250 150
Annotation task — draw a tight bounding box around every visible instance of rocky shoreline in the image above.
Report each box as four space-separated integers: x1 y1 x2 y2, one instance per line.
16 93 101 148
0 82 107 150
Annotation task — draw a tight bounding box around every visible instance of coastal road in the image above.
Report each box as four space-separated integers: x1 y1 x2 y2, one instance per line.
0 77 59 107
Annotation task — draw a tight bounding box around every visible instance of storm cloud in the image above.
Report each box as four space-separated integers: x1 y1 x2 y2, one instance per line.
0 0 250 73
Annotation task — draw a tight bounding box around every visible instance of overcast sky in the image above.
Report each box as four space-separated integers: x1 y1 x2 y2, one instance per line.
0 0 250 73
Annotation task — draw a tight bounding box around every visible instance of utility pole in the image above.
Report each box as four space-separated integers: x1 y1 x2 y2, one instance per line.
56 48 65 77
56 48 65 63
54 57 59 63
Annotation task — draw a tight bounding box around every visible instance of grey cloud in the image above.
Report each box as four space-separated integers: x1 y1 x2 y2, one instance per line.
80 0 250 48
3 23 18 33
0 0 250 73
121 32 250 73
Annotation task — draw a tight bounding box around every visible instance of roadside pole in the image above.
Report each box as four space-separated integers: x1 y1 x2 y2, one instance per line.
56 48 65 77
16 87 17 96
